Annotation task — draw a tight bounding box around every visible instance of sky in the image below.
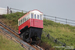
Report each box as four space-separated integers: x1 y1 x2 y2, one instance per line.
0 0 75 20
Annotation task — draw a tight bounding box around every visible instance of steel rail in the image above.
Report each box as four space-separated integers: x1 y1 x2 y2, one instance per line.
0 21 44 50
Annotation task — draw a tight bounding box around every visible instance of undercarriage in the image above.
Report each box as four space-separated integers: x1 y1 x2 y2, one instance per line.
19 27 42 45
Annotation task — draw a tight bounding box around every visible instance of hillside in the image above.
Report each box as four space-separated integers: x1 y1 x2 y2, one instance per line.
42 19 75 49
0 12 75 50
0 30 24 50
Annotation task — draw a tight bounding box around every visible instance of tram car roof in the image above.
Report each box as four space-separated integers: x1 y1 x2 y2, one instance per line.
18 9 43 21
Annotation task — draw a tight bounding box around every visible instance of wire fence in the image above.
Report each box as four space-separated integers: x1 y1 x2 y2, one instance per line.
44 14 75 26
7 6 27 14
7 6 75 26
10 8 27 13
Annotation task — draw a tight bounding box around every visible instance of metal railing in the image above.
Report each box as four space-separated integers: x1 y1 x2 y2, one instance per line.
44 14 75 26
6 6 75 26
7 6 27 14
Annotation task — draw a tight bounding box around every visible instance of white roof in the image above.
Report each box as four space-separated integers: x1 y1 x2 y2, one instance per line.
30 9 43 14
18 9 43 21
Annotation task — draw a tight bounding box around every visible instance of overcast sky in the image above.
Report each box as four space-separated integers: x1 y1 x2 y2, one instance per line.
0 0 75 20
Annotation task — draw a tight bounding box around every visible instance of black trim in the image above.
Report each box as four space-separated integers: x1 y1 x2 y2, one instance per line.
20 26 28 33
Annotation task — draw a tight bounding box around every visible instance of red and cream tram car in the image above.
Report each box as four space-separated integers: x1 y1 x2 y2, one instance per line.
18 9 43 44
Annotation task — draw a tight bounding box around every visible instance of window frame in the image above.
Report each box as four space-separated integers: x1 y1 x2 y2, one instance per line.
31 13 34 19
19 20 21 26
23 18 24 23
21 19 22 24
40 14 42 20
22 18 23 24
37 15 39 19
34 14 36 19
24 17 26 22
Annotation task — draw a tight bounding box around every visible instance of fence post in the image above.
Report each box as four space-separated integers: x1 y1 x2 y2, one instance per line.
22 10 23 13
7 6 9 14
55 17 56 22
47 34 50 39
66 19 67 24
10 8 12 14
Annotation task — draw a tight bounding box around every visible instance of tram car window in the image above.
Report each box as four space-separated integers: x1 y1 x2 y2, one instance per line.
21 18 24 24
24 17 25 22
34 14 36 19
40 14 41 20
31 13 34 19
21 20 22 24
37 15 39 19
23 18 24 23
20 20 21 25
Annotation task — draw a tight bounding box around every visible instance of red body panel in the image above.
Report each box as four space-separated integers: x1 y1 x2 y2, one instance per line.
33 19 43 28
18 18 43 34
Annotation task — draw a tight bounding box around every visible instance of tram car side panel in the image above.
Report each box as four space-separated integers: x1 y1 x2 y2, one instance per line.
30 18 43 28
18 18 43 34
33 19 43 28
18 12 31 34
18 19 30 34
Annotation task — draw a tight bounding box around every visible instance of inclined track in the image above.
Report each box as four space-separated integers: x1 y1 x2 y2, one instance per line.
0 22 44 50
0 26 35 50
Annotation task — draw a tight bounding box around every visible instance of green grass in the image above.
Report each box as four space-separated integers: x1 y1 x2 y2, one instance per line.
1 12 75 50
1 12 26 31
0 33 24 50
42 19 75 49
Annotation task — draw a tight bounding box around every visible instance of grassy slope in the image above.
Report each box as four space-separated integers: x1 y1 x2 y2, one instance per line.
42 19 75 48
0 12 26 31
0 32 24 50
0 12 75 49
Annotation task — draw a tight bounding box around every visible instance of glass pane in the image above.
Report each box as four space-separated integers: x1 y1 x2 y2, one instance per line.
40 15 42 20
37 15 39 19
20 21 21 25
34 14 36 19
24 18 26 21
31 13 33 18
23 18 24 23
21 20 22 24
22 19 23 23
25 18 27 21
